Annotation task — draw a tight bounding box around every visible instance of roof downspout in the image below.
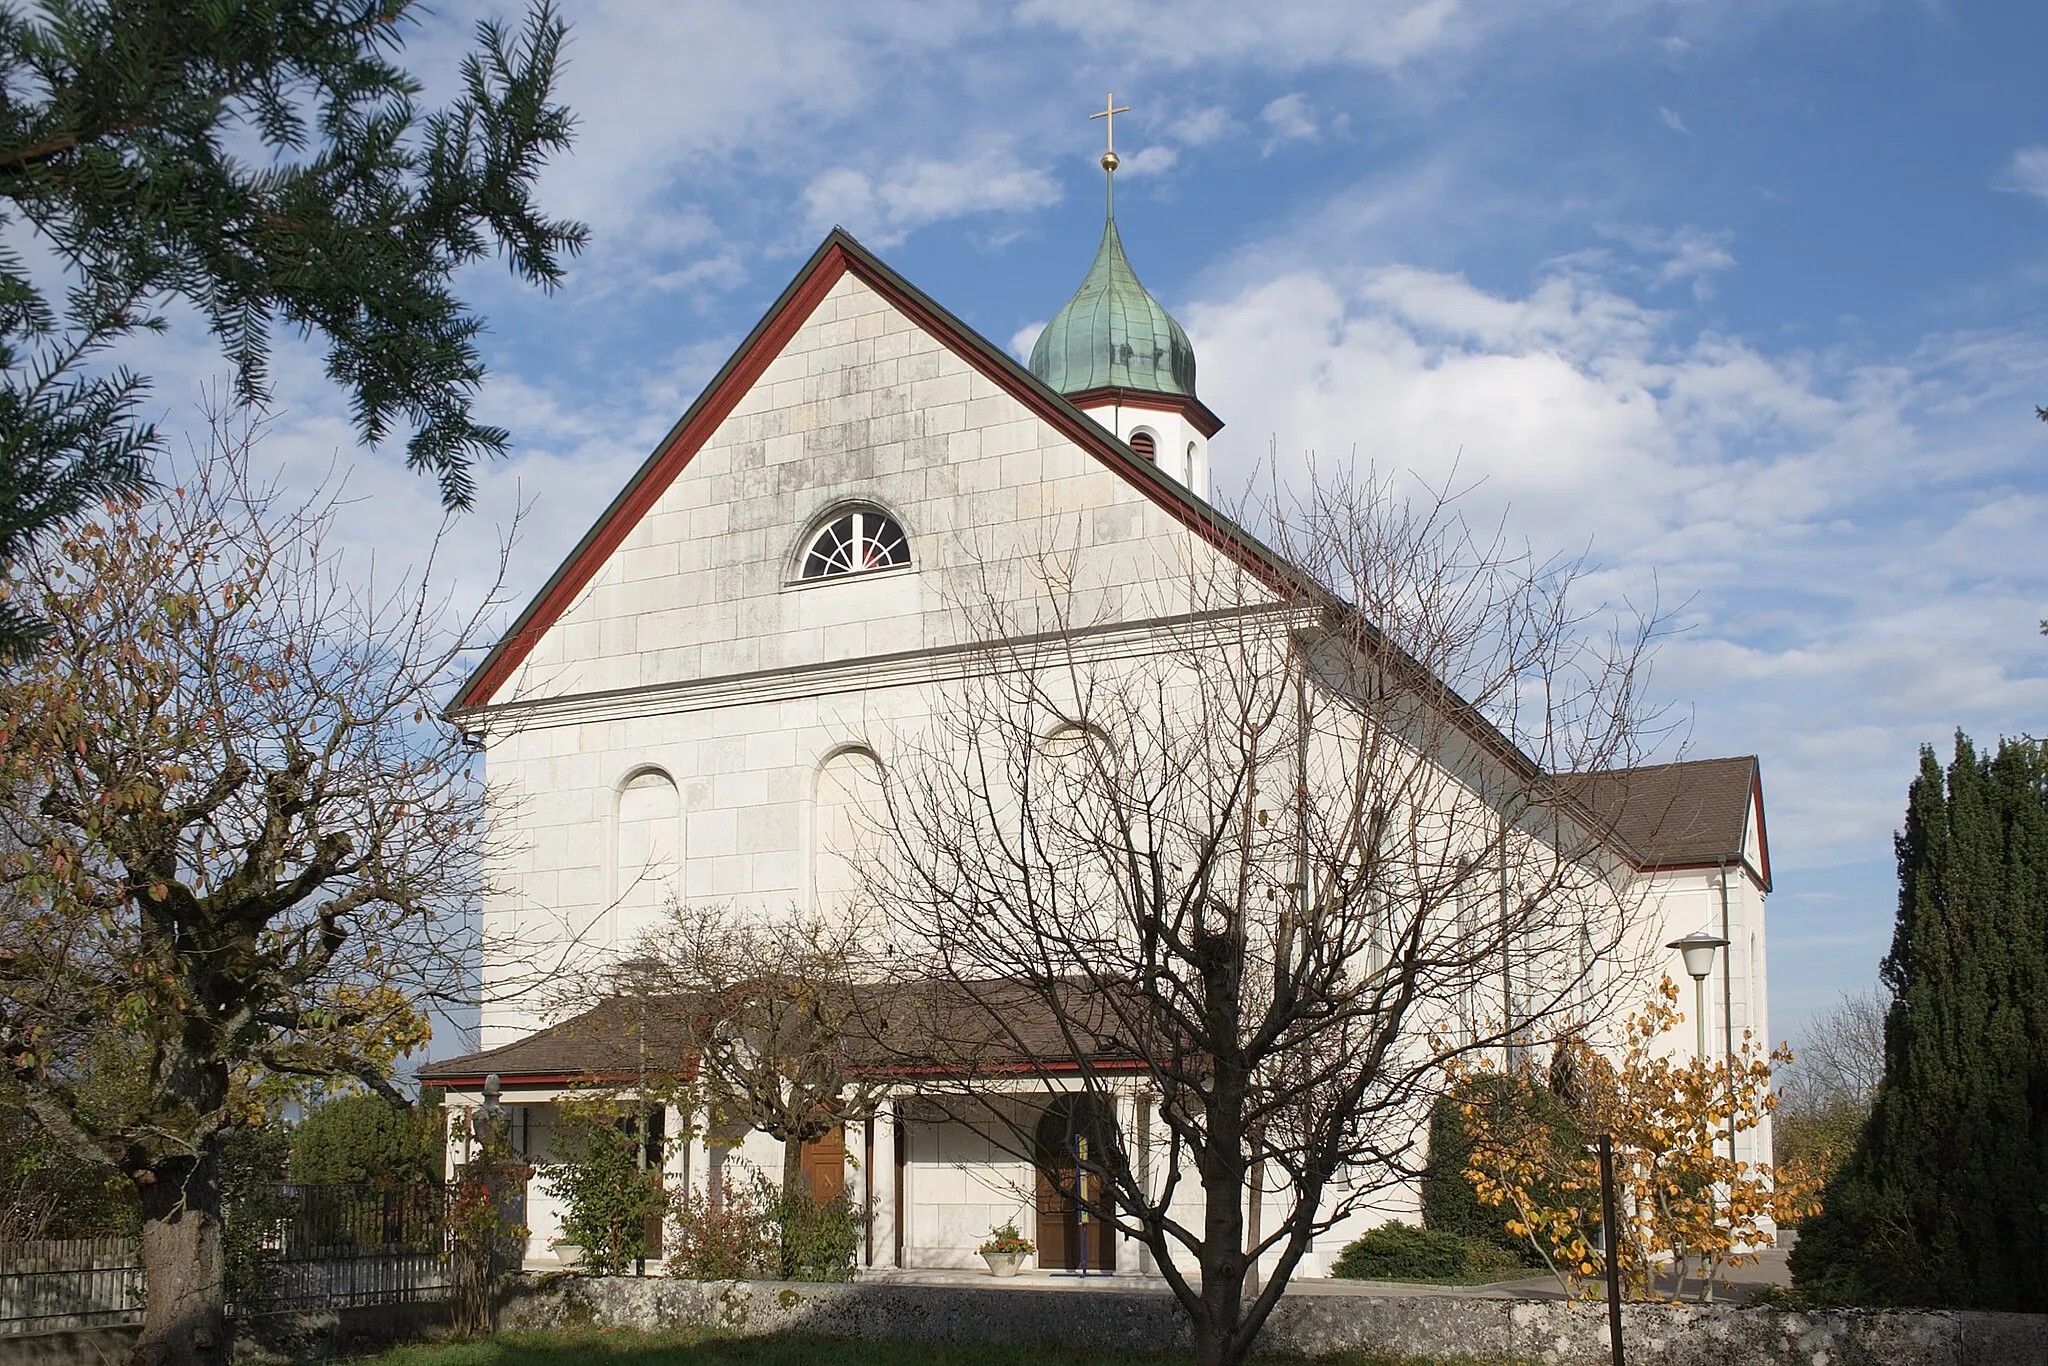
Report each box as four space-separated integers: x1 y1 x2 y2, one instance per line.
1500 812 1517 1071
1719 859 1737 1172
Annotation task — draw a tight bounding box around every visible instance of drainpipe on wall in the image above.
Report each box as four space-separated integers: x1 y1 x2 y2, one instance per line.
1499 815 1516 1070
1719 860 1737 1174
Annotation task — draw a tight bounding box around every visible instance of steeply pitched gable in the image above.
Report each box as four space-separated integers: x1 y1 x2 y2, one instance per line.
453 228 1293 713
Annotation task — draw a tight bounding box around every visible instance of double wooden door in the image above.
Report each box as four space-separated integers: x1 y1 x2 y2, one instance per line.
1033 1098 1115 1272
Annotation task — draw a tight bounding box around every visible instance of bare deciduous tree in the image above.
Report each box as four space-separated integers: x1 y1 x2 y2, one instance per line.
1784 988 1887 1115
880 468 1665 1366
0 413 516 1366
1774 987 1889 1200
622 905 894 1202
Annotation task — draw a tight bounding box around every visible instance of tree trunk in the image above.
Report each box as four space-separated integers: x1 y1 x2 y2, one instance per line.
1192 1124 1251 1366
133 1151 227 1366
782 1133 806 1202
779 1132 807 1281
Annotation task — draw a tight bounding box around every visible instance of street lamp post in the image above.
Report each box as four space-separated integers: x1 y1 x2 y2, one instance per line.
1666 930 1730 1301
1666 931 1729 1061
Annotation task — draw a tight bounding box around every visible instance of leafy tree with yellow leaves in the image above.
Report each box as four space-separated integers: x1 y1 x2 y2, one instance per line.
0 411 512 1366
1448 977 1816 1301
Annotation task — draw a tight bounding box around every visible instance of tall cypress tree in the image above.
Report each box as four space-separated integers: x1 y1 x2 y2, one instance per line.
1791 734 2048 1308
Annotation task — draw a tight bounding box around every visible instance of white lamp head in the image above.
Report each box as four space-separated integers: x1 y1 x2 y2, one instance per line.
1666 930 1729 981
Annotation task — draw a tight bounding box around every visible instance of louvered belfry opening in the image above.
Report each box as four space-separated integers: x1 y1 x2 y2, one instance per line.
1128 431 1156 462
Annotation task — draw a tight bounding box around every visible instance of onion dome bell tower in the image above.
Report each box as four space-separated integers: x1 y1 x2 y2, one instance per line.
1028 95 1223 498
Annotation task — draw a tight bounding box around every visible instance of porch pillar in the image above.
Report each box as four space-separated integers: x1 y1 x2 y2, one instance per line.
1114 1087 1150 1277
870 1097 902 1268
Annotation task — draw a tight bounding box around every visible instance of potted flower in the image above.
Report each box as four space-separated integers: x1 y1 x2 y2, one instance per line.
978 1220 1034 1276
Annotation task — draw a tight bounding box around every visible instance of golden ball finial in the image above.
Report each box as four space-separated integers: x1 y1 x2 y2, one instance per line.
1101 150 1120 173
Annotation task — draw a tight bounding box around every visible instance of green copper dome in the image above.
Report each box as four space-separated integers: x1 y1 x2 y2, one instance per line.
1028 195 1197 398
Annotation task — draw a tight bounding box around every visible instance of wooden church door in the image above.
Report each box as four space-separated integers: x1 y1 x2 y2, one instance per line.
1033 1099 1115 1272
798 1125 846 1203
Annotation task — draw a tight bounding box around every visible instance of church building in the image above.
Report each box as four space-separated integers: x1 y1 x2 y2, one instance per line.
421 150 1774 1279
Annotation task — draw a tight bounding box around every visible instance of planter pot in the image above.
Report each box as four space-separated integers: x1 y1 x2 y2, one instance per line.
981 1250 1024 1277
552 1241 583 1268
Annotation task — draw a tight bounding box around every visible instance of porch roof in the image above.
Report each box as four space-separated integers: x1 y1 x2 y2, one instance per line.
418 977 1148 1091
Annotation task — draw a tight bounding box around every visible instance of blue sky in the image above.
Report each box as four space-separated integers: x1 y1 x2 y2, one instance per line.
161 0 2048 1052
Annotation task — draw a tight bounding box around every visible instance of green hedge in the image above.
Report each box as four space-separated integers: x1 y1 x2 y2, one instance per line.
1330 1221 1524 1285
1418 1083 1550 1266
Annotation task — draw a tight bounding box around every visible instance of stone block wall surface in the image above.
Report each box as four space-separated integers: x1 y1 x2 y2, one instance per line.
502 1275 2048 1366
0 1302 452 1366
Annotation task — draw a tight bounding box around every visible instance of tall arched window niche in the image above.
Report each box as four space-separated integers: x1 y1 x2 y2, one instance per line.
796 505 911 582
1034 721 1117 804
613 767 680 947
812 747 889 925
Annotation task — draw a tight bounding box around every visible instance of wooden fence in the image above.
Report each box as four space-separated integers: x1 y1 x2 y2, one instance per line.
0 1237 144 1333
1 1184 453 1334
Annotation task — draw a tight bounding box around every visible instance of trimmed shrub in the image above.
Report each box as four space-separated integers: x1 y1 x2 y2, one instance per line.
1330 1221 1523 1284
291 1092 441 1186
771 1187 860 1282
1419 1082 1546 1266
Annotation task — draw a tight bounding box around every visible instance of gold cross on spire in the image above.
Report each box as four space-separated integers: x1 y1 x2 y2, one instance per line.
1091 92 1131 172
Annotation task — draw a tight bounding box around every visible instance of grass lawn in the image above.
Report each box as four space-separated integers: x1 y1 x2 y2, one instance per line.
361 1328 1530 1366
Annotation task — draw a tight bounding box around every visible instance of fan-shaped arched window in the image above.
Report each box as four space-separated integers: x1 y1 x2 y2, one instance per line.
800 509 910 580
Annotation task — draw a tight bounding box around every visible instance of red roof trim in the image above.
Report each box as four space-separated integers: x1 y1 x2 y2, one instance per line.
865 1060 1151 1078
426 1061 1151 1090
453 241 853 710
429 1072 636 1089
453 229 1310 713
1749 766 1772 893
1062 386 1225 439
1638 857 1769 887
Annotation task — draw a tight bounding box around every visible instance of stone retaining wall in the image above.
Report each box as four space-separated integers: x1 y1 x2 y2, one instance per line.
0 1301 449 1366
504 1276 2048 1366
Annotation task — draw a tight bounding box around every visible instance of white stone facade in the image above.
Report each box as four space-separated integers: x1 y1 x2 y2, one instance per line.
441 236 1775 1279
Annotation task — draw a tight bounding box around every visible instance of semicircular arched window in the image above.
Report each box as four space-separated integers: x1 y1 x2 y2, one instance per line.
800 508 911 580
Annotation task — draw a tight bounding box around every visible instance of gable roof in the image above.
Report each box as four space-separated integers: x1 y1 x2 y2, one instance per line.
447 229 1772 891
451 227 1294 714
1559 756 1770 890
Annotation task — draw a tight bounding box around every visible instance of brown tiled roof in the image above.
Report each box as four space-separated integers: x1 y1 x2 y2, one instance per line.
418 978 1146 1088
1560 755 1766 886
417 996 695 1086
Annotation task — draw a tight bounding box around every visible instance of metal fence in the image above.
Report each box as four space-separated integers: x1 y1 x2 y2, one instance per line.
243 1181 450 1311
0 1183 453 1334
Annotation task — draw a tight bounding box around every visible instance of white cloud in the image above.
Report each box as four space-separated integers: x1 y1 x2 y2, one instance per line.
1174 106 1232 146
1018 0 1471 71
802 151 1063 245
1184 257 2048 880
1119 145 1180 178
1592 223 1738 298
1261 93 1320 147
1995 145 2048 203
1658 106 1691 135
1011 320 1048 361
1015 0 1769 72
